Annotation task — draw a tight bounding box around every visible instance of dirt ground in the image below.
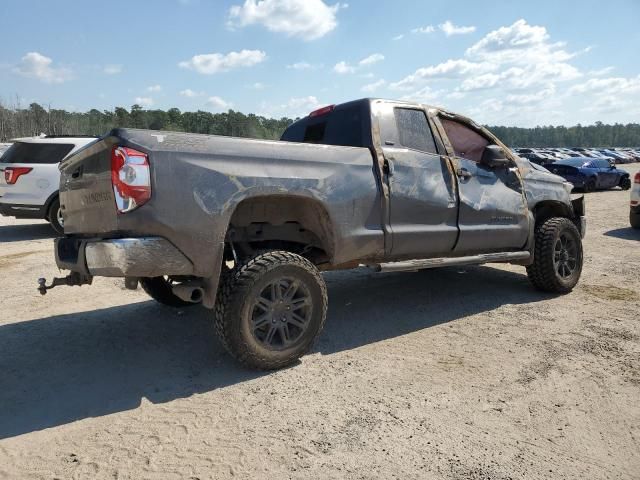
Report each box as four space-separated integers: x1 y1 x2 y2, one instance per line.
1 164 639 480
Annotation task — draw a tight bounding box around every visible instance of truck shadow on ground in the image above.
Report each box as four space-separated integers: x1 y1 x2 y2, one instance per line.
0 223 55 243
0 265 549 439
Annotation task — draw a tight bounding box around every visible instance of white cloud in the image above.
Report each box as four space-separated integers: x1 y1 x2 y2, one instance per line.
334 53 384 75
399 86 446 106
134 97 154 107
13 52 72 84
439 21 476 36
251 82 266 89
390 59 495 90
103 64 122 75
147 84 162 92
359 53 384 66
459 73 501 91
587 66 614 77
207 96 233 111
411 25 435 34
506 87 555 106
333 60 356 74
179 89 204 97
179 49 266 74
465 19 571 65
392 34 404 41
287 62 322 70
386 19 625 126
569 76 640 95
361 79 386 93
228 0 344 41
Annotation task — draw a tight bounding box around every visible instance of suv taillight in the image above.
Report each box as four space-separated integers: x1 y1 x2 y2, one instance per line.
634 172 640 184
4 167 33 184
111 146 151 213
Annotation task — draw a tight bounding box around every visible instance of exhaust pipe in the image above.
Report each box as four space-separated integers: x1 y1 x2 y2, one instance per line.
172 282 204 303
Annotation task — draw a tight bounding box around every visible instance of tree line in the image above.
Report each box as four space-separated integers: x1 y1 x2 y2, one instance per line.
1 101 639 147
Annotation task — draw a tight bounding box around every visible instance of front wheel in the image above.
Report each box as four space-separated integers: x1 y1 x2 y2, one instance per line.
214 251 328 370
631 210 640 229
526 217 583 293
620 177 631 190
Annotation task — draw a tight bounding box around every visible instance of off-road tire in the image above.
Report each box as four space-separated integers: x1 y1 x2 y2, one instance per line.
48 197 64 235
620 177 631 190
214 250 327 370
631 211 640 229
140 277 196 307
527 217 583 293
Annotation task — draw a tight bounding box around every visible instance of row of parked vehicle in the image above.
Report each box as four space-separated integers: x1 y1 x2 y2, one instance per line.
513 146 637 194
513 147 640 166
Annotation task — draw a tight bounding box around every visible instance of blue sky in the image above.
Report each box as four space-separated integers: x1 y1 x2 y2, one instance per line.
1 0 639 126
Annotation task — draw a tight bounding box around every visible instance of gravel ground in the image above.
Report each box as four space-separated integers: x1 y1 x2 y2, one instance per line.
1 164 639 480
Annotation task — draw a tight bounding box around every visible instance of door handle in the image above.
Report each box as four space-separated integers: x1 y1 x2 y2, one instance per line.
457 168 472 179
384 158 395 176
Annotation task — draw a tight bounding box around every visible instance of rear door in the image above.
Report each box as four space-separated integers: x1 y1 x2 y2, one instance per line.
436 116 529 253
0 142 73 206
375 102 458 259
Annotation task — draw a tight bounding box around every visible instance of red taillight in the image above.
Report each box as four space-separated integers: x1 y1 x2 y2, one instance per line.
309 105 335 117
111 146 151 213
4 167 33 185
634 172 640 184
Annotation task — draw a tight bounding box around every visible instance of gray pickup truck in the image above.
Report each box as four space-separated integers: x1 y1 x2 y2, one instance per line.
42 98 586 369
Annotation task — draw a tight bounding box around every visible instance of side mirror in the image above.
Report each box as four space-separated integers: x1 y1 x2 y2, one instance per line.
481 145 511 168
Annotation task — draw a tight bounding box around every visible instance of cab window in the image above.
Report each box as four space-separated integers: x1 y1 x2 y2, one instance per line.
393 108 438 154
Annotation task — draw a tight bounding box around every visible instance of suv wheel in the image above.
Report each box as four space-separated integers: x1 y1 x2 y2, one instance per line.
526 217 583 293
619 177 631 190
214 250 327 370
140 276 197 307
48 197 64 235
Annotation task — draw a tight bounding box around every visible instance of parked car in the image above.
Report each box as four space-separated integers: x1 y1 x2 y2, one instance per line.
631 171 640 229
547 157 631 192
0 135 96 233
41 98 586 370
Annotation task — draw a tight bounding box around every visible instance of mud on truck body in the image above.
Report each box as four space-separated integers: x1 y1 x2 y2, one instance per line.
42 98 586 369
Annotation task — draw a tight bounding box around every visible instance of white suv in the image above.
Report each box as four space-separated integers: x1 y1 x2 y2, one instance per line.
0 135 96 233
631 171 640 229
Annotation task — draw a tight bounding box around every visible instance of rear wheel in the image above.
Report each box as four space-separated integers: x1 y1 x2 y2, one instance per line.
214 250 327 370
48 197 64 235
140 276 197 307
620 177 631 190
631 211 640 229
526 217 583 293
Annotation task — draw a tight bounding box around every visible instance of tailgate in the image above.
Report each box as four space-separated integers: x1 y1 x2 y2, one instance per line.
59 137 119 233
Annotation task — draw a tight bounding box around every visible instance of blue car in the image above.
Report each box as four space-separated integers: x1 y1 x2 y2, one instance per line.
547 157 631 192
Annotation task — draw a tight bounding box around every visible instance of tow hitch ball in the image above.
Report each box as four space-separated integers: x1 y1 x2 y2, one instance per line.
37 272 93 295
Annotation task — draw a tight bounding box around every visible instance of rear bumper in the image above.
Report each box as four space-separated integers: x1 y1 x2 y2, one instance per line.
55 237 194 277
0 201 47 219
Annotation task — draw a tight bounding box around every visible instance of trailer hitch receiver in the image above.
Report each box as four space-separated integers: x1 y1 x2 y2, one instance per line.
38 272 93 295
